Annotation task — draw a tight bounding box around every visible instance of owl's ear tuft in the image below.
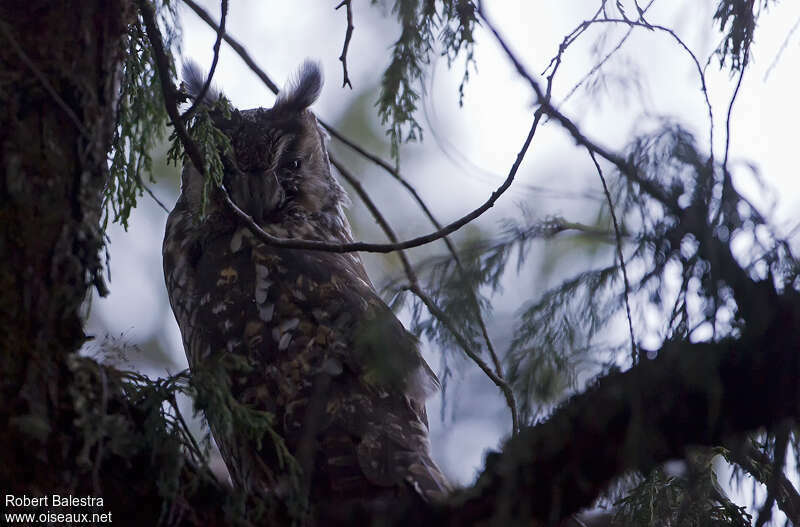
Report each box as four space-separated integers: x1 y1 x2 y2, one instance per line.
181 60 222 105
274 60 323 114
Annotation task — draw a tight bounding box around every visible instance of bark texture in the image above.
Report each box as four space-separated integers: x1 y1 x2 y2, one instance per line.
0 4 222 524
1 0 126 478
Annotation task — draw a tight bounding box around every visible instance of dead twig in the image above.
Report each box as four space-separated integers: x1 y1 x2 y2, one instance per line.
335 0 354 89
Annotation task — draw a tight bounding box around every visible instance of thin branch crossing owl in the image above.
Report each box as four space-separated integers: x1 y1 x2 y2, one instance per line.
163 62 450 518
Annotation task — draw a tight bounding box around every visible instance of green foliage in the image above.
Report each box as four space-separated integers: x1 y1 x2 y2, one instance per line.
67 354 225 525
166 96 233 216
385 212 615 419
391 120 798 430
105 1 179 230
188 350 307 521
508 264 622 419
384 220 527 354
371 0 478 158
70 344 307 526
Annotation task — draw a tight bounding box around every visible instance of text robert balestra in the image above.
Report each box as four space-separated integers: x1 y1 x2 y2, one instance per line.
5 494 104 507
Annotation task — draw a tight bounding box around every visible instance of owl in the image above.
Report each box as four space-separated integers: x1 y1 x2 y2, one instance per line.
162 62 450 519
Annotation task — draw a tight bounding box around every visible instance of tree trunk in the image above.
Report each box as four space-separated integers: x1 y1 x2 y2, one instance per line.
1 0 152 517
0 5 232 523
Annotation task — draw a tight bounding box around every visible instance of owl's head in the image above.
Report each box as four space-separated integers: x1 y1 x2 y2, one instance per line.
180 61 349 236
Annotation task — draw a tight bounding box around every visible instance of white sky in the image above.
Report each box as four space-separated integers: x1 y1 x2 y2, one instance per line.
87 0 800 518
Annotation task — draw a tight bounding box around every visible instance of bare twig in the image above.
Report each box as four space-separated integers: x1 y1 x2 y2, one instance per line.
708 50 748 231
181 0 280 93
478 7 678 213
137 175 171 214
139 0 208 183
406 283 519 434
763 13 800 81
723 57 747 177
182 0 228 120
332 156 520 431
329 155 416 282
335 0 354 89
541 3 605 77
554 0 656 111
588 149 637 364
584 17 715 170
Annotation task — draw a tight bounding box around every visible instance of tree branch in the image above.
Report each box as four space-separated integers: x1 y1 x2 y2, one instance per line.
727 439 800 525
182 0 280 93
575 16 715 170
329 155 416 282
477 7 679 213
182 0 536 255
405 284 519 435
439 291 800 525
335 0 354 89
181 0 228 121
588 149 637 364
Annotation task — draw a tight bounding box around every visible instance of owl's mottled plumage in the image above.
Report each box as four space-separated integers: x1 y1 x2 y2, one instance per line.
163 62 450 513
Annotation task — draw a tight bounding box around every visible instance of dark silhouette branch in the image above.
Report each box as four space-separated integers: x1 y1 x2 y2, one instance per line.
438 292 800 524
588 149 637 364
405 283 519 435
727 439 800 525
181 0 537 256
574 16 716 169
335 0 354 89
325 125 506 381
182 0 280 93
553 0 656 111
329 155 416 282
181 0 228 121
478 6 678 212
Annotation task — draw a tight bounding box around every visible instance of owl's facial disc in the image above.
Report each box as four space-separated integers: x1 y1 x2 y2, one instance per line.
223 169 285 224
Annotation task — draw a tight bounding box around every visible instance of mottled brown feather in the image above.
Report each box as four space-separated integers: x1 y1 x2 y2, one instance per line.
163 62 450 514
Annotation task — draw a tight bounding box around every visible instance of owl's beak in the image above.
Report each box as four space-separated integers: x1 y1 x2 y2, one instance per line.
250 171 285 224
223 170 285 225
265 172 285 213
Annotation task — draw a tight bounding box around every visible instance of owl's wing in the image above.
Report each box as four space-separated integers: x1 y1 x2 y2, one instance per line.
163 212 450 504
